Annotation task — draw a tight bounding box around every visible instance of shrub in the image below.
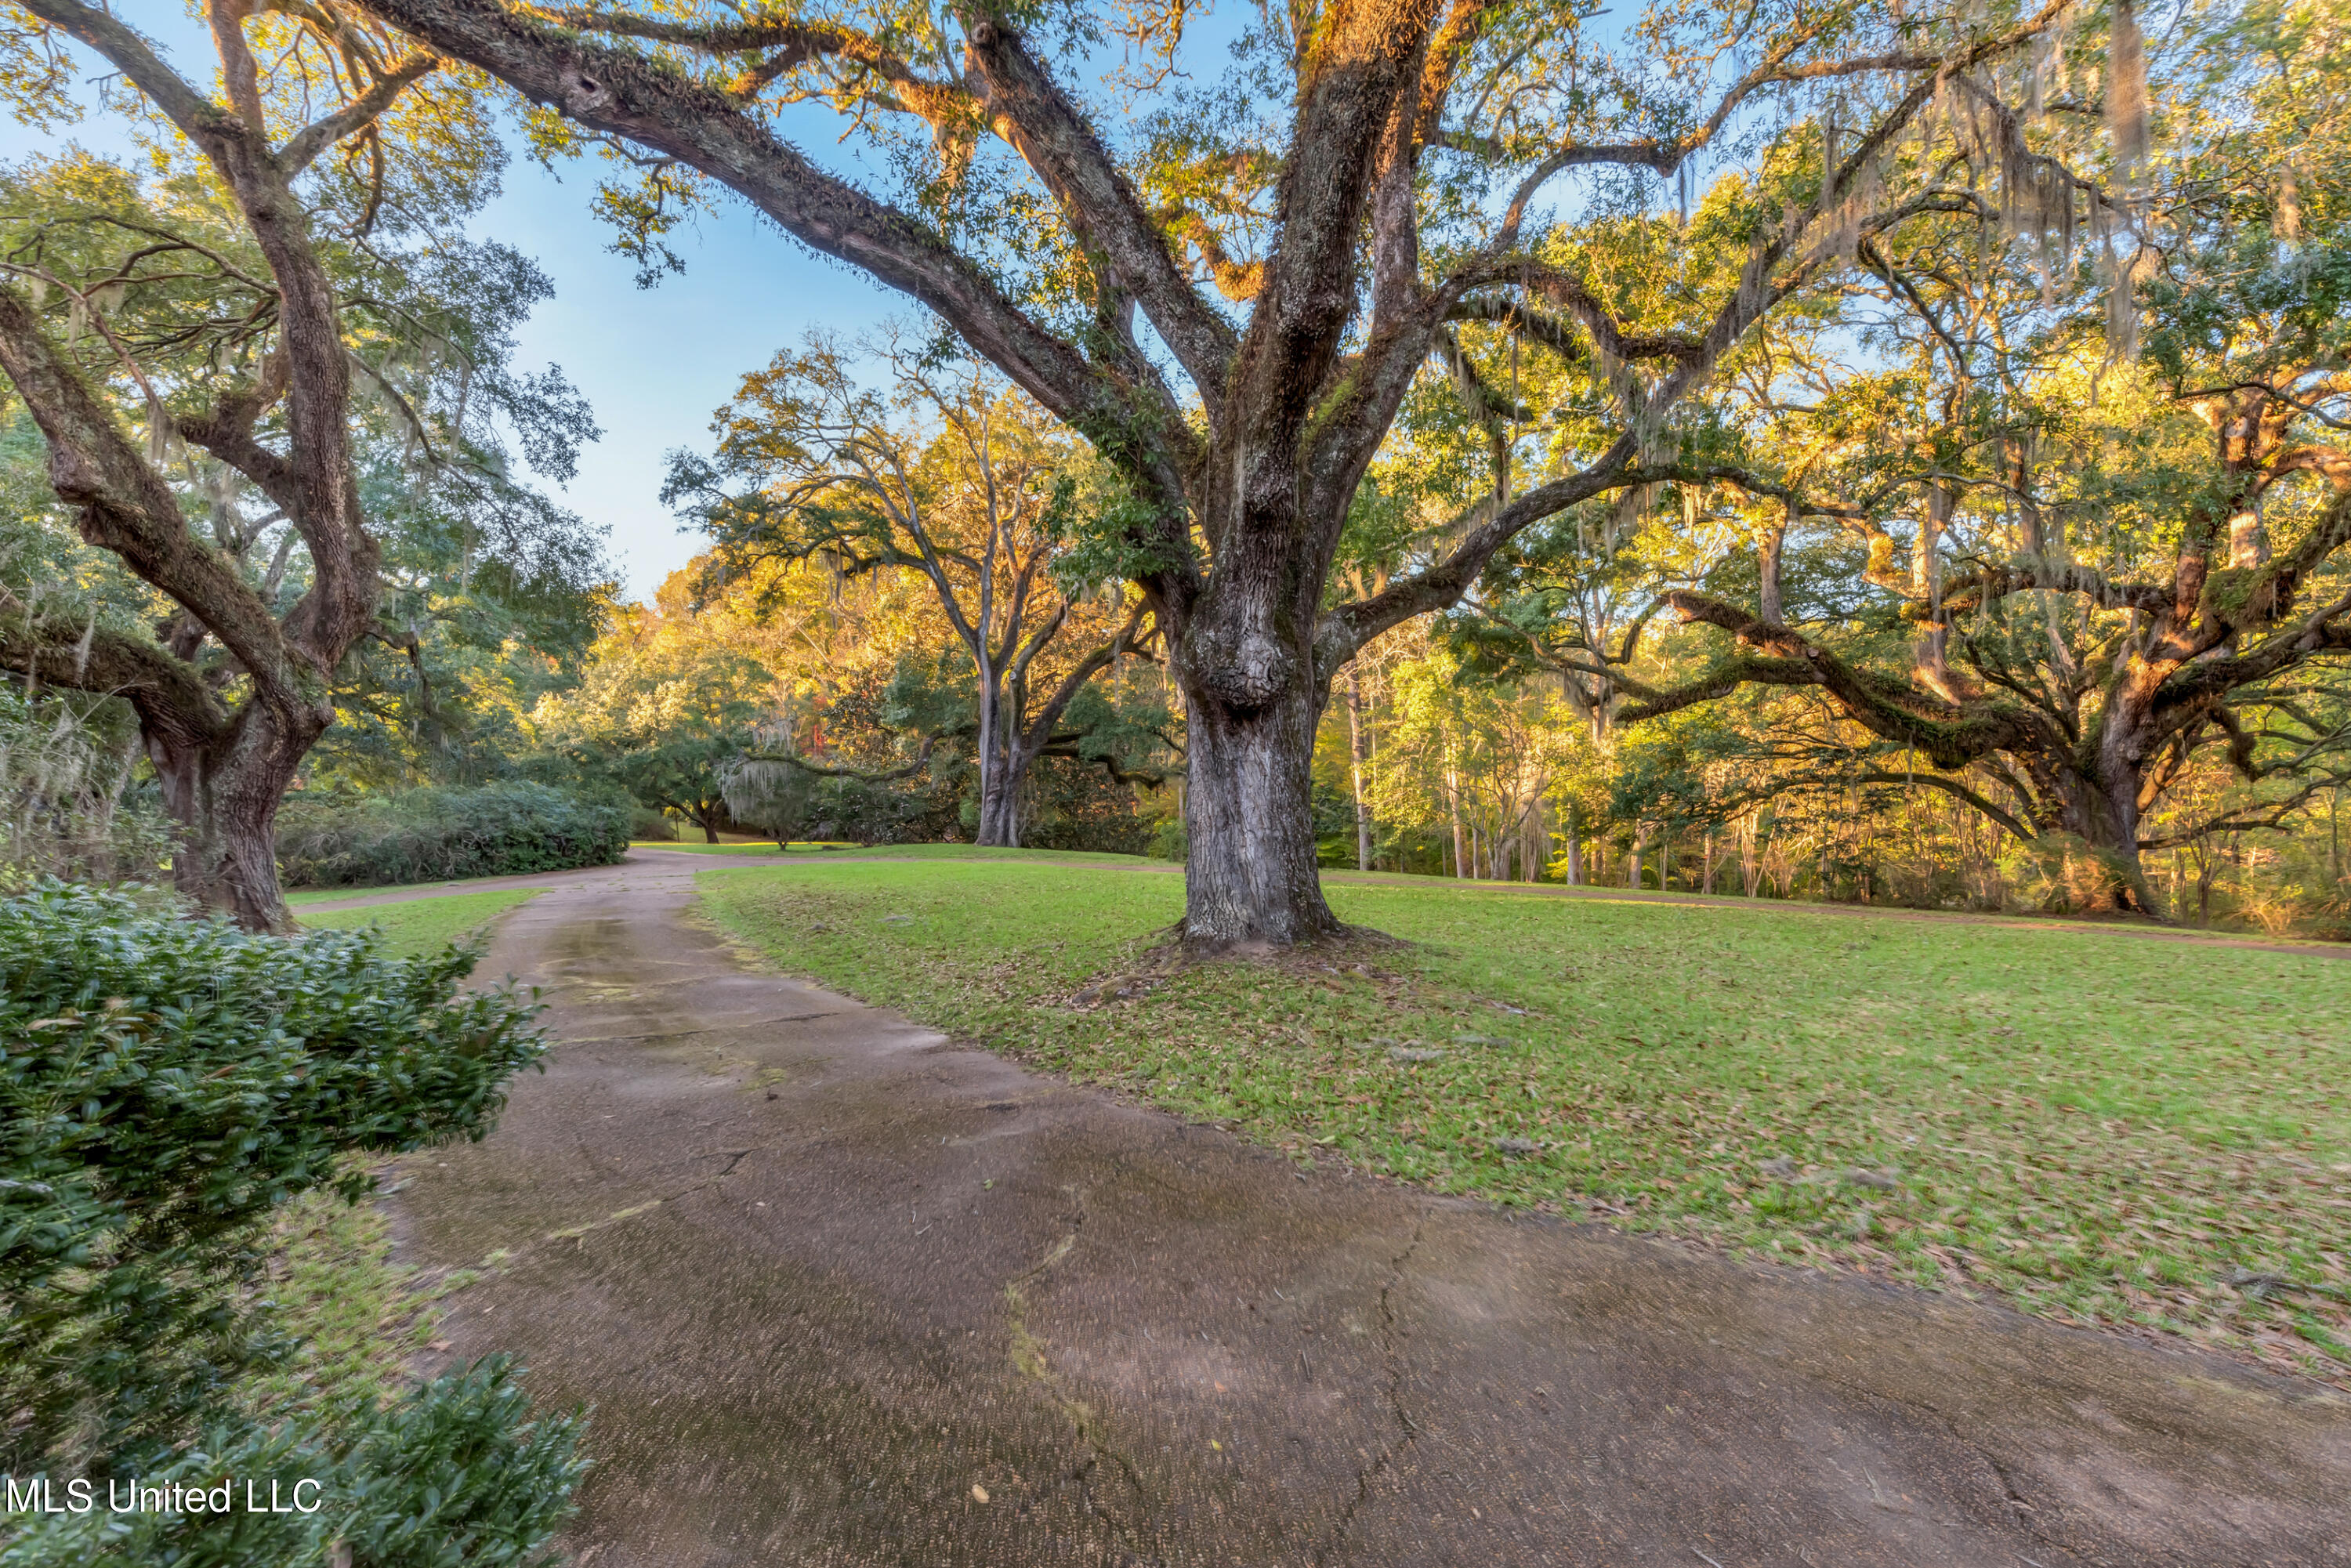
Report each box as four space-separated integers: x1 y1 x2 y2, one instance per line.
1016 755 1157 856
1148 817 1187 864
277 783 628 888
1 1358 585 1567
723 759 958 846
0 883 549 1472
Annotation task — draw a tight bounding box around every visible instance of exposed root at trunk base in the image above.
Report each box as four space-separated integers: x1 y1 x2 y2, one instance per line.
1177 922 1409 961
1066 925 1409 1009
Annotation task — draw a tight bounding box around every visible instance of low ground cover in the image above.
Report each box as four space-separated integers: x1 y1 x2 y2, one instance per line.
700 853 2351 1384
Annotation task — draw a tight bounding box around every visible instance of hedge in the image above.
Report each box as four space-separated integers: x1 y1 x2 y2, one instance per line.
276 782 629 889
0 882 552 1470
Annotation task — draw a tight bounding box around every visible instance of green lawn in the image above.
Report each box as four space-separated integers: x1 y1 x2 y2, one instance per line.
701 857 2351 1384
288 877 532 906
297 887 539 956
629 839 798 855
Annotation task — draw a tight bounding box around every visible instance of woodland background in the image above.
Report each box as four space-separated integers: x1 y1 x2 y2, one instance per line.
1 0 2346 938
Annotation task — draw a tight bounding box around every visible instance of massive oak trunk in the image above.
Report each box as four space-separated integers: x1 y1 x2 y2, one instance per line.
1174 659 1342 947
149 708 320 934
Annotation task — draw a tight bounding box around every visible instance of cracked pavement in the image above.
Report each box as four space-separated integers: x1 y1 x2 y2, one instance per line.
391 852 2350 1566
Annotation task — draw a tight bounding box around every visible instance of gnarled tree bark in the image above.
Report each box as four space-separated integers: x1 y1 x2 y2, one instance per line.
0 1 433 929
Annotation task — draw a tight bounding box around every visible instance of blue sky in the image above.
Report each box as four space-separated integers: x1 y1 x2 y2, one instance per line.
436 155 897 601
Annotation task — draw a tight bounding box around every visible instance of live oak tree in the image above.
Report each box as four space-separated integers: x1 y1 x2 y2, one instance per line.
1556 0 2351 911
357 0 2092 945
0 1 592 929
666 338 1154 847
532 585 777 840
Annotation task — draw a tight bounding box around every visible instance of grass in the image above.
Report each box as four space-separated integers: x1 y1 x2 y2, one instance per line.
699 855 2351 1385
287 878 524 906
287 866 601 904
297 886 541 954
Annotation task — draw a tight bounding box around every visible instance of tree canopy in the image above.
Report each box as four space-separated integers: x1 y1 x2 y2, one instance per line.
0 0 604 927
344 0 2322 943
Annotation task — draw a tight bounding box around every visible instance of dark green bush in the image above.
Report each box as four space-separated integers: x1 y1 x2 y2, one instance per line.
276 783 628 888
0 883 548 1472
1 1358 585 1567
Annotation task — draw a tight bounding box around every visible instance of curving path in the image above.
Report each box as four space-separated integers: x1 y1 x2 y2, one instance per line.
391 851 2349 1566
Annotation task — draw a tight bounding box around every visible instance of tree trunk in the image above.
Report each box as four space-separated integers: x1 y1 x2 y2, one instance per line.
704 818 721 844
1759 502 1788 623
1628 824 1647 889
1174 677 1342 947
1563 805 1582 885
2331 787 2342 885
973 771 1020 851
973 678 1016 848
2016 689 2161 913
977 730 1056 850
1447 766 1467 880
1346 664 1373 871
149 715 313 935
972 681 1049 851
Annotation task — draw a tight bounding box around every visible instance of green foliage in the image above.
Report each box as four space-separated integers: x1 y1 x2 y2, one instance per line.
1148 817 1187 864
0 124 607 802
0 883 549 1472
2 1357 585 1568
723 651 1169 851
592 736 755 839
723 758 952 849
529 596 773 837
1016 753 1161 856
275 784 627 889
0 681 172 889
